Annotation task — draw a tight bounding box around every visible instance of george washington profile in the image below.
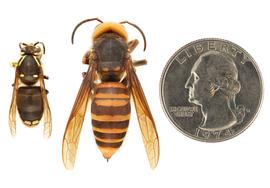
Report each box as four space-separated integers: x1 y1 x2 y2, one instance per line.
185 51 245 132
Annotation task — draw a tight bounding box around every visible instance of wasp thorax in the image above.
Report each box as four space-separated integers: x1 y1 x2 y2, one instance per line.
94 33 128 81
18 55 40 85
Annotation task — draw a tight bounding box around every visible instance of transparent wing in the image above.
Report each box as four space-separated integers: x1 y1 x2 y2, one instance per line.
39 67 52 138
62 62 96 169
126 59 160 169
9 70 19 137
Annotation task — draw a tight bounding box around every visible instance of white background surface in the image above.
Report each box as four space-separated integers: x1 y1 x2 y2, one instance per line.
0 0 269 187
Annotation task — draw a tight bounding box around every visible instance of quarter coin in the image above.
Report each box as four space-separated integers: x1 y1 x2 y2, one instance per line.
160 38 263 142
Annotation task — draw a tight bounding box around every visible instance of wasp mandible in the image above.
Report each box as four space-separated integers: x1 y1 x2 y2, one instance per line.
9 42 52 138
62 18 159 169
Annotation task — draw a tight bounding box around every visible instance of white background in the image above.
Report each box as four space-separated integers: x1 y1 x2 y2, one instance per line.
0 0 269 187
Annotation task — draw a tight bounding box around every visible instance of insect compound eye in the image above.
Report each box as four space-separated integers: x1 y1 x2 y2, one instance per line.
35 47 41 53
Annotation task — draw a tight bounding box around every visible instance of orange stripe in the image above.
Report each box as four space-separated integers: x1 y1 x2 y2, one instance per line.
92 114 130 122
98 146 119 159
95 93 129 99
97 82 127 89
95 136 124 143
93 126 128 133
94 99 129 107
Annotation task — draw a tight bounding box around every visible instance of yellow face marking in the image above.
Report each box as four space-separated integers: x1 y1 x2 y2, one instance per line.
33 75 38 78
20 74 25 78
92 22 128 41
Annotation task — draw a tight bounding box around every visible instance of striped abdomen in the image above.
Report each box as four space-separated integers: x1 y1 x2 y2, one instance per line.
16 86 43 126
91 82 130 160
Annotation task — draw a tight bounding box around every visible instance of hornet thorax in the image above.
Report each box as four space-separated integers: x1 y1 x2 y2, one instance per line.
93 33 128 82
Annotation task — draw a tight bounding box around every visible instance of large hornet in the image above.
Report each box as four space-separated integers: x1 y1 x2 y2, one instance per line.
9 42 52 138
62 18 159 169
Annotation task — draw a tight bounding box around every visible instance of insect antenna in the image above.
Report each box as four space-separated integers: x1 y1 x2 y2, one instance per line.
19 42 27 50
34 42 46 54
120 21 147 51
71 18 103 44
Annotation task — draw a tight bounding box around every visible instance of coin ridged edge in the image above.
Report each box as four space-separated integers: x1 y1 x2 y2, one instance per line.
159 38 264 142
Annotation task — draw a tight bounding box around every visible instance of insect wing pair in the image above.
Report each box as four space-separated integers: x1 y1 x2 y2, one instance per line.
9 42 52 137
62 18 160 169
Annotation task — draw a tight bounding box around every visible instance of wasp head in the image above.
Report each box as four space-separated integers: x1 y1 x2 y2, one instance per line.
71 18 146 51
92 22 128 42
19 42 45 58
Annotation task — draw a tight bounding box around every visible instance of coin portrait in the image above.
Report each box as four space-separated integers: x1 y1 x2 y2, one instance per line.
160 39 262 142
185 51 245 133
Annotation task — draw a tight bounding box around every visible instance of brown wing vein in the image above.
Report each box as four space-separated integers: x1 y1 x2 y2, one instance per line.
39 67 52 138
62 62 96 169
127 60 160 169
9 70 19 137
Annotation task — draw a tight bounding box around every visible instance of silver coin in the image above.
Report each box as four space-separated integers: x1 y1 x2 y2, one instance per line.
160 38 263 142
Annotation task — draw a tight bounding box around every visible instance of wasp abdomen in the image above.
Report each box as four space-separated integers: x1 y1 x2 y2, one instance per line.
91 82 130 159
16 86 44 126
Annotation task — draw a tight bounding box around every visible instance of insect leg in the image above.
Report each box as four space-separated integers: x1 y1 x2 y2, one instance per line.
133 60 147 67
128 39 139 53
43 75 49 79
82 50 91 64
82 72 87 78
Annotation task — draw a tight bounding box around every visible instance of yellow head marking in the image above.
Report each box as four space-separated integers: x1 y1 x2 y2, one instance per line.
92 22 128 41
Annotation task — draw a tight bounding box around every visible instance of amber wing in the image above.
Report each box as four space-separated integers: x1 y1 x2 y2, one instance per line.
39 67 52 138
9 70 20 136
126 60 160 169
62 62 97 169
